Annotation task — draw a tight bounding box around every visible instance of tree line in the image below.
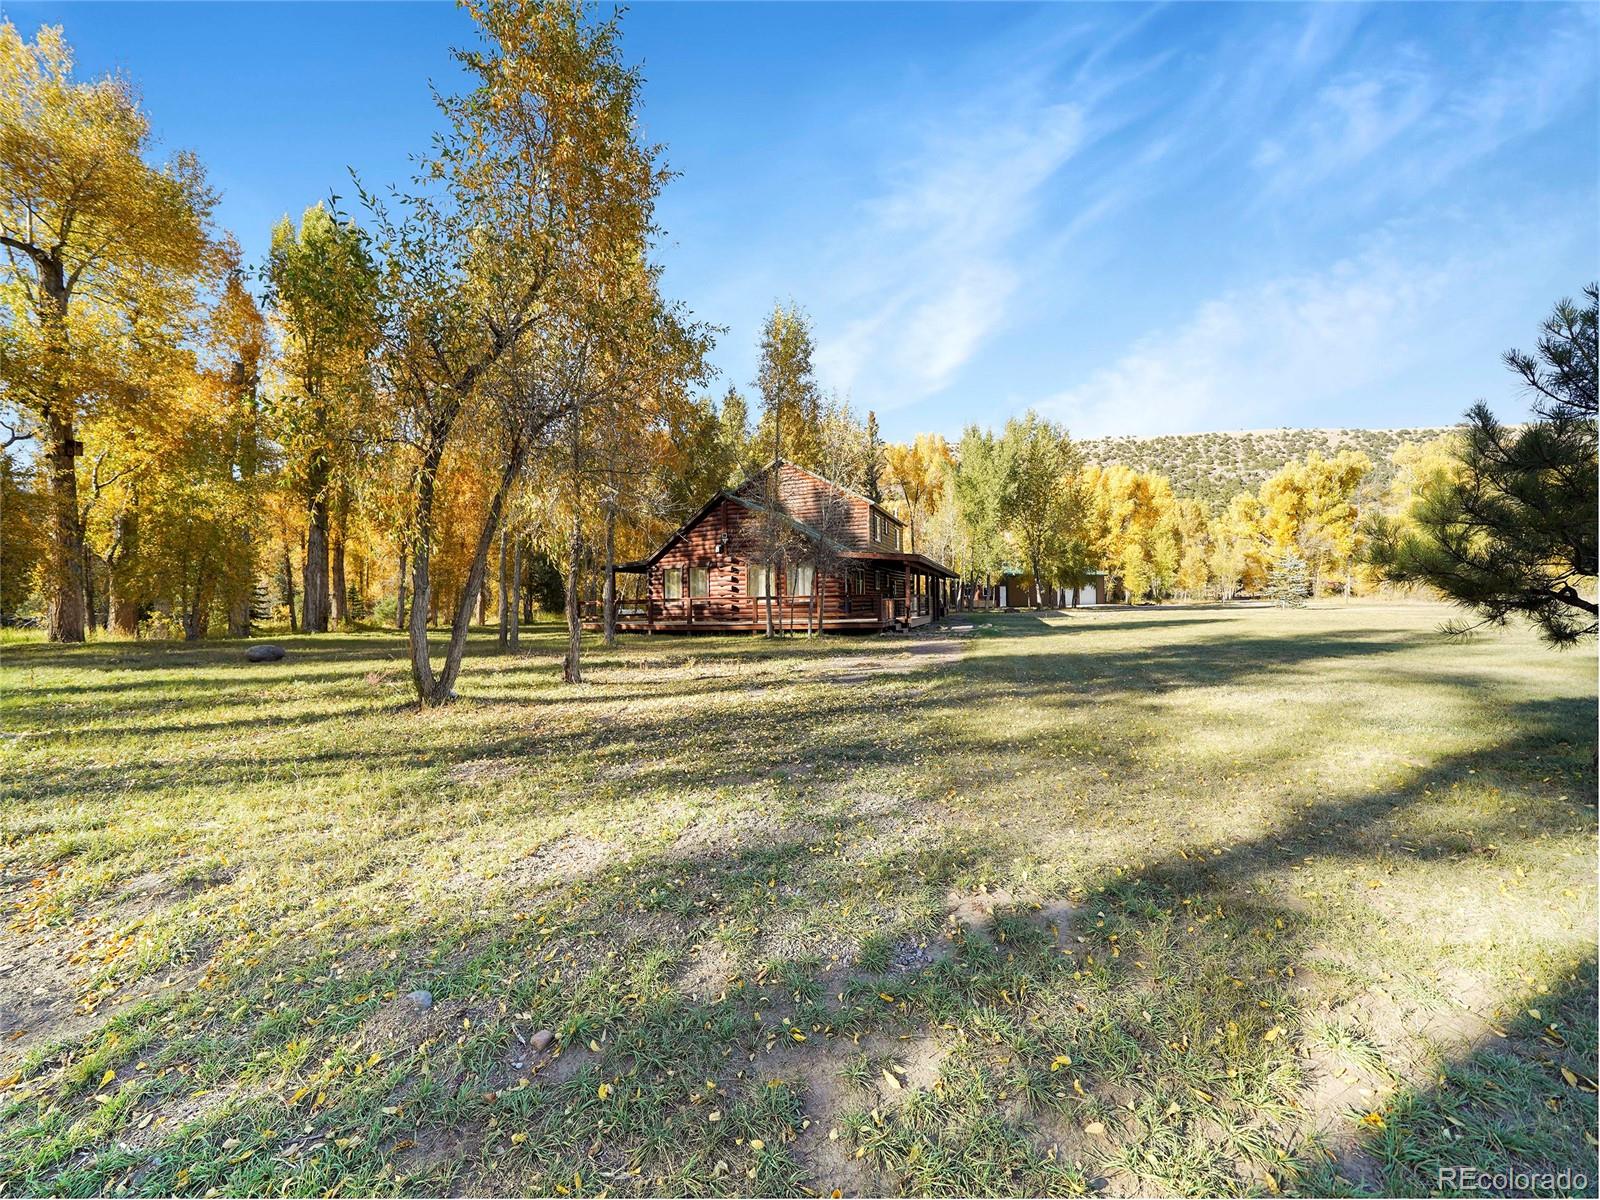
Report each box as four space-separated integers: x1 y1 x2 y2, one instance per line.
4 8 1593 711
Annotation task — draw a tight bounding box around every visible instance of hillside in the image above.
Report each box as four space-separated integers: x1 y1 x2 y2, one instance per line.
1078 425 1455 508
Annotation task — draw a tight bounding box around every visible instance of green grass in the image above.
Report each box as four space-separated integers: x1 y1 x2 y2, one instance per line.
1 601 1594 1197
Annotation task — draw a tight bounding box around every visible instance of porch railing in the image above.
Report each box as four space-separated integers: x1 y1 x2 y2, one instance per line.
582 596 848 626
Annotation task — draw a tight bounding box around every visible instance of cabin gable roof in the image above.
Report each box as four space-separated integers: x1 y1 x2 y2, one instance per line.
618 488 849 572
734 459 904 529
622 459 951 577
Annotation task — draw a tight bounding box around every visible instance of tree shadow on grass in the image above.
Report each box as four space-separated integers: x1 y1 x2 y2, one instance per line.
2 610 1593 1194
1297 958 1598 1198
2 692 1592 1197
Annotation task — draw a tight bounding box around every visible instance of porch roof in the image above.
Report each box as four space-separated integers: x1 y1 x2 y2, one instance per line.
839 550 959 579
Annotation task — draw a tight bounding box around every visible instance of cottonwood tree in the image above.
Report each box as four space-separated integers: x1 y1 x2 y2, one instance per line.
1368 285 1597 645
952 426 1012 601
719 387 758 481
1171 498 1212 600
364 0 661 706
591 264 713 649
1000 411 1084 606
1258 449 1370 596
265 203 379 633
0 22 214 641
1083 463 1178 604
884 433 951 555
801 412 862 636
0 453 45 622
207 256 269 636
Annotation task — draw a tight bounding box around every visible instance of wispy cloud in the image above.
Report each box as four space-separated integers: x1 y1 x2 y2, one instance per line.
813 81 1088 406
679 3 1595 440
1251 9 1597 208
1253 65 1437 194
1035 221 1572 439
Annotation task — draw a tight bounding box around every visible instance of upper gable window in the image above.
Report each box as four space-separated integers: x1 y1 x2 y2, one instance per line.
870 510 901 550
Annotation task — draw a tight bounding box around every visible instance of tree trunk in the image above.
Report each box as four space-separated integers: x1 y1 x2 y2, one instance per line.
227 526 253 638
763 560 775 638
563 514 583 683
409 434 526 706
182 575 213 641
45 416 87 642
497 524 510 648
508 538 522 650
602 505 617 648
79 536 100 631
36 261 86 643
303 474 330 633
396 548 408 630
282 543 298 634
407 459 438 698
521 544 535 624
330 520 348 627
105 507 139 635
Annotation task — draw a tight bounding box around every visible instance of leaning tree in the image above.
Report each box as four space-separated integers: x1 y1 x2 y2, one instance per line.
363 0 663 706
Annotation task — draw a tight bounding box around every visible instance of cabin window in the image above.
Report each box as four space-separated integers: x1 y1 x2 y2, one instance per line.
663 567 683 600
870 510 901 549
690 567 709 597
747 564 774 598
849 569 866 595
786 562 814 596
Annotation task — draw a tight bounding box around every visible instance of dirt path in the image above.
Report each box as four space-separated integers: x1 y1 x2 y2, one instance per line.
813 633 968 684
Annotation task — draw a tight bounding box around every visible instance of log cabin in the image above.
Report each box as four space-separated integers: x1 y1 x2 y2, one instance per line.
600 460 957 633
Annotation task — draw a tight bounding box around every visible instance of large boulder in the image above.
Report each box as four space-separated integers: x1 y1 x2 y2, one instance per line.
245 644 286 663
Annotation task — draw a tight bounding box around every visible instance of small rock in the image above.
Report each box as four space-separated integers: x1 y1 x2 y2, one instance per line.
245 644 286 663
529 1029 554 1051
406 989 433 1010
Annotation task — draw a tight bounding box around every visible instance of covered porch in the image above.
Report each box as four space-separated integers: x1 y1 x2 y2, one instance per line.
585 554 956 634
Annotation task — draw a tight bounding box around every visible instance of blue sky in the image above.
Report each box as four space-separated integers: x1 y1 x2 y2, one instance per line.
5 1 1596 440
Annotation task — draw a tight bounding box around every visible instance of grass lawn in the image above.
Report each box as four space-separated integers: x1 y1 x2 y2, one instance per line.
1 601 1595 1197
